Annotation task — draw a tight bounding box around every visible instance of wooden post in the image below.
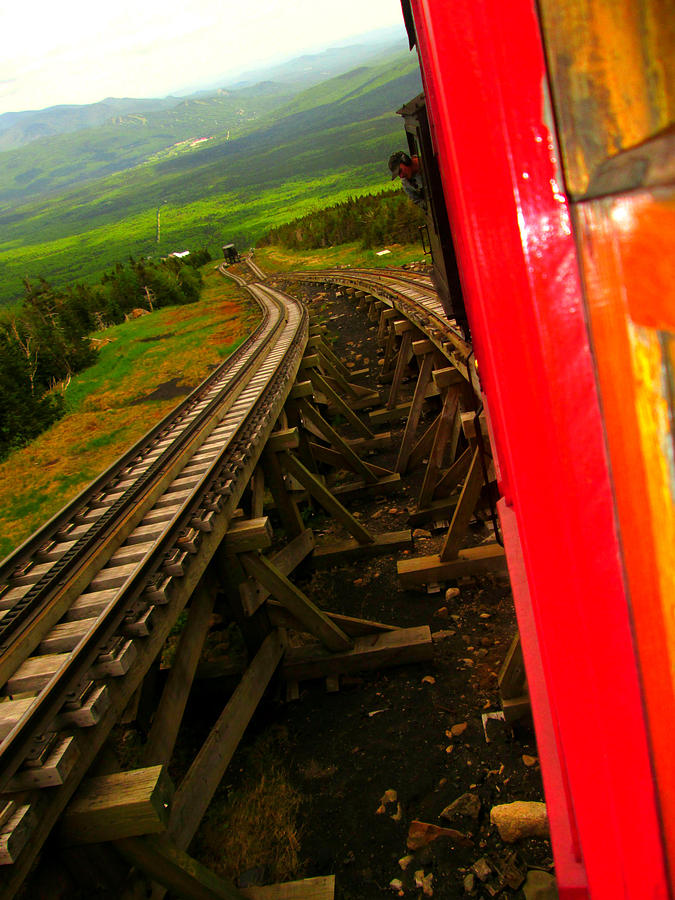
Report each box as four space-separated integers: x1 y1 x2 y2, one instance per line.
418 386 461 507
395 352 435 474
250 467 265 519
306 368 374 439
261 447 305 538
296 399 378 484
143 582 215 768
280 451 375 545
240 553 353 652
386 330 413 409
116 834 247 900
439 448 485 560
168 631 284 850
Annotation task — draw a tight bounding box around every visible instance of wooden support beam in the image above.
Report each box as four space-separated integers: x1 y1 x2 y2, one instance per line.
250 467 265 519
396 352 435 474
434 446 473 499
115 834 246 900
348 432 392 452
369 401 414 426
281 451 374 545
407 413 440 472
407 495 459 528
261 446 305 539
0 803 38 865
241 876 336 899
239 529 315 617
313 530 412 566
377 307 396 340
223 518 273 553
307 368 374 439
266 428 300 452
60 766 174 845
386 331 413 409
330 472 402 500
440 449 485 561
297 399 377 484
308 443 392 480
283 626 433 682
289 381 314 401
168 631 284 850
240 552 352 652
498 633 528 700
267 601 397 637
418 386 461 508
143 582 215 768
380 323 398 374
397 543 508 588
432 367 465 390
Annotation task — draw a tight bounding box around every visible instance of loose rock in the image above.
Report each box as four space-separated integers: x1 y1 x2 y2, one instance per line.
490 801 549 842
445 587 460 602
440 792 481 821
522 869 559 899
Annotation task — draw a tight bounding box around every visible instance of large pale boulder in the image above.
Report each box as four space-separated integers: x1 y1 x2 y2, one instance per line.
490 801 549 842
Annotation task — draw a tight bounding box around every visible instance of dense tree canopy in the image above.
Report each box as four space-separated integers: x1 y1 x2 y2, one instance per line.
0 251 209 460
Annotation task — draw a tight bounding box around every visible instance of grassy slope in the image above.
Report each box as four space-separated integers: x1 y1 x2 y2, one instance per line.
0 52 422 306
0 241 423 559
0 261 258 559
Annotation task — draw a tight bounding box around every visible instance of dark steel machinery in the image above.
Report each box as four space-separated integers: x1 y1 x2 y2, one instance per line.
399 0 675 897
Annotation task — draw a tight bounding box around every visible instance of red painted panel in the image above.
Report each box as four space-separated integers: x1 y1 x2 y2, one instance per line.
409 0 669 896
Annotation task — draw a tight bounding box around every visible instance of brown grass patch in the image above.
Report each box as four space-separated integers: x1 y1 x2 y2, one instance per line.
195 728 303 886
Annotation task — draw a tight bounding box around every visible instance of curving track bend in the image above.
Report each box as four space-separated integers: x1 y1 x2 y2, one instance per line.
0 276 307 892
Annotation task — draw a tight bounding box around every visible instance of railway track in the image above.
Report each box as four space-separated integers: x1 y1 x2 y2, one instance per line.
274 267 477 390
0 254 479 898
0 278 308 892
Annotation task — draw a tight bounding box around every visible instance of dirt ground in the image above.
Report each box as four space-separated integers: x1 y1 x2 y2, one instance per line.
197 281 557 899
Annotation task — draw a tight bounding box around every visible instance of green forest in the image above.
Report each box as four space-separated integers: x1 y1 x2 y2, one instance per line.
0 41 422 308
258 188 425 250
0 251 209 460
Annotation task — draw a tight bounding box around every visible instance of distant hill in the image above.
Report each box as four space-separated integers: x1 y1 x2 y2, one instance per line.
0 27 409 155
0 97 181 152
0 36 422 307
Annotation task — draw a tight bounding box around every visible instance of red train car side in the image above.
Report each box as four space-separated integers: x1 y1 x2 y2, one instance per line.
401 0 675 897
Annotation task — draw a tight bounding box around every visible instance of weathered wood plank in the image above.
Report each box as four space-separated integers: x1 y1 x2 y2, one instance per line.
266 601 398 637
418 386 461 508
397 544 508 588
115 834 246 900
281 451 374 545
283 626 433 682
223 518 273 553
439 448 485 561
240 553 352 653
60 766 174 845
143 583 215 768
396 352 435 474
261 447 305 539
168 631 284 850
313 531 412 566
296 399 377 484
239 529 315 617
307 368 374 439
8 734 80 791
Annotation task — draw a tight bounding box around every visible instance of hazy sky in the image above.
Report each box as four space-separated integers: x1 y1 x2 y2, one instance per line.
0 0 405 116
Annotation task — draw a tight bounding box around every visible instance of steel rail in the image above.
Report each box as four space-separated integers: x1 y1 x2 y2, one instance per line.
0 292 269 589
0 300 278 688
0 284 306 798
276 267 479 393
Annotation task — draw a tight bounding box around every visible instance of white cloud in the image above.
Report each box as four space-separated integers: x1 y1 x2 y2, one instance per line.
0 0 404 114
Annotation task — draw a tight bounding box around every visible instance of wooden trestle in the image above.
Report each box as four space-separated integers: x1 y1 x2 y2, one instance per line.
2 268 513 900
